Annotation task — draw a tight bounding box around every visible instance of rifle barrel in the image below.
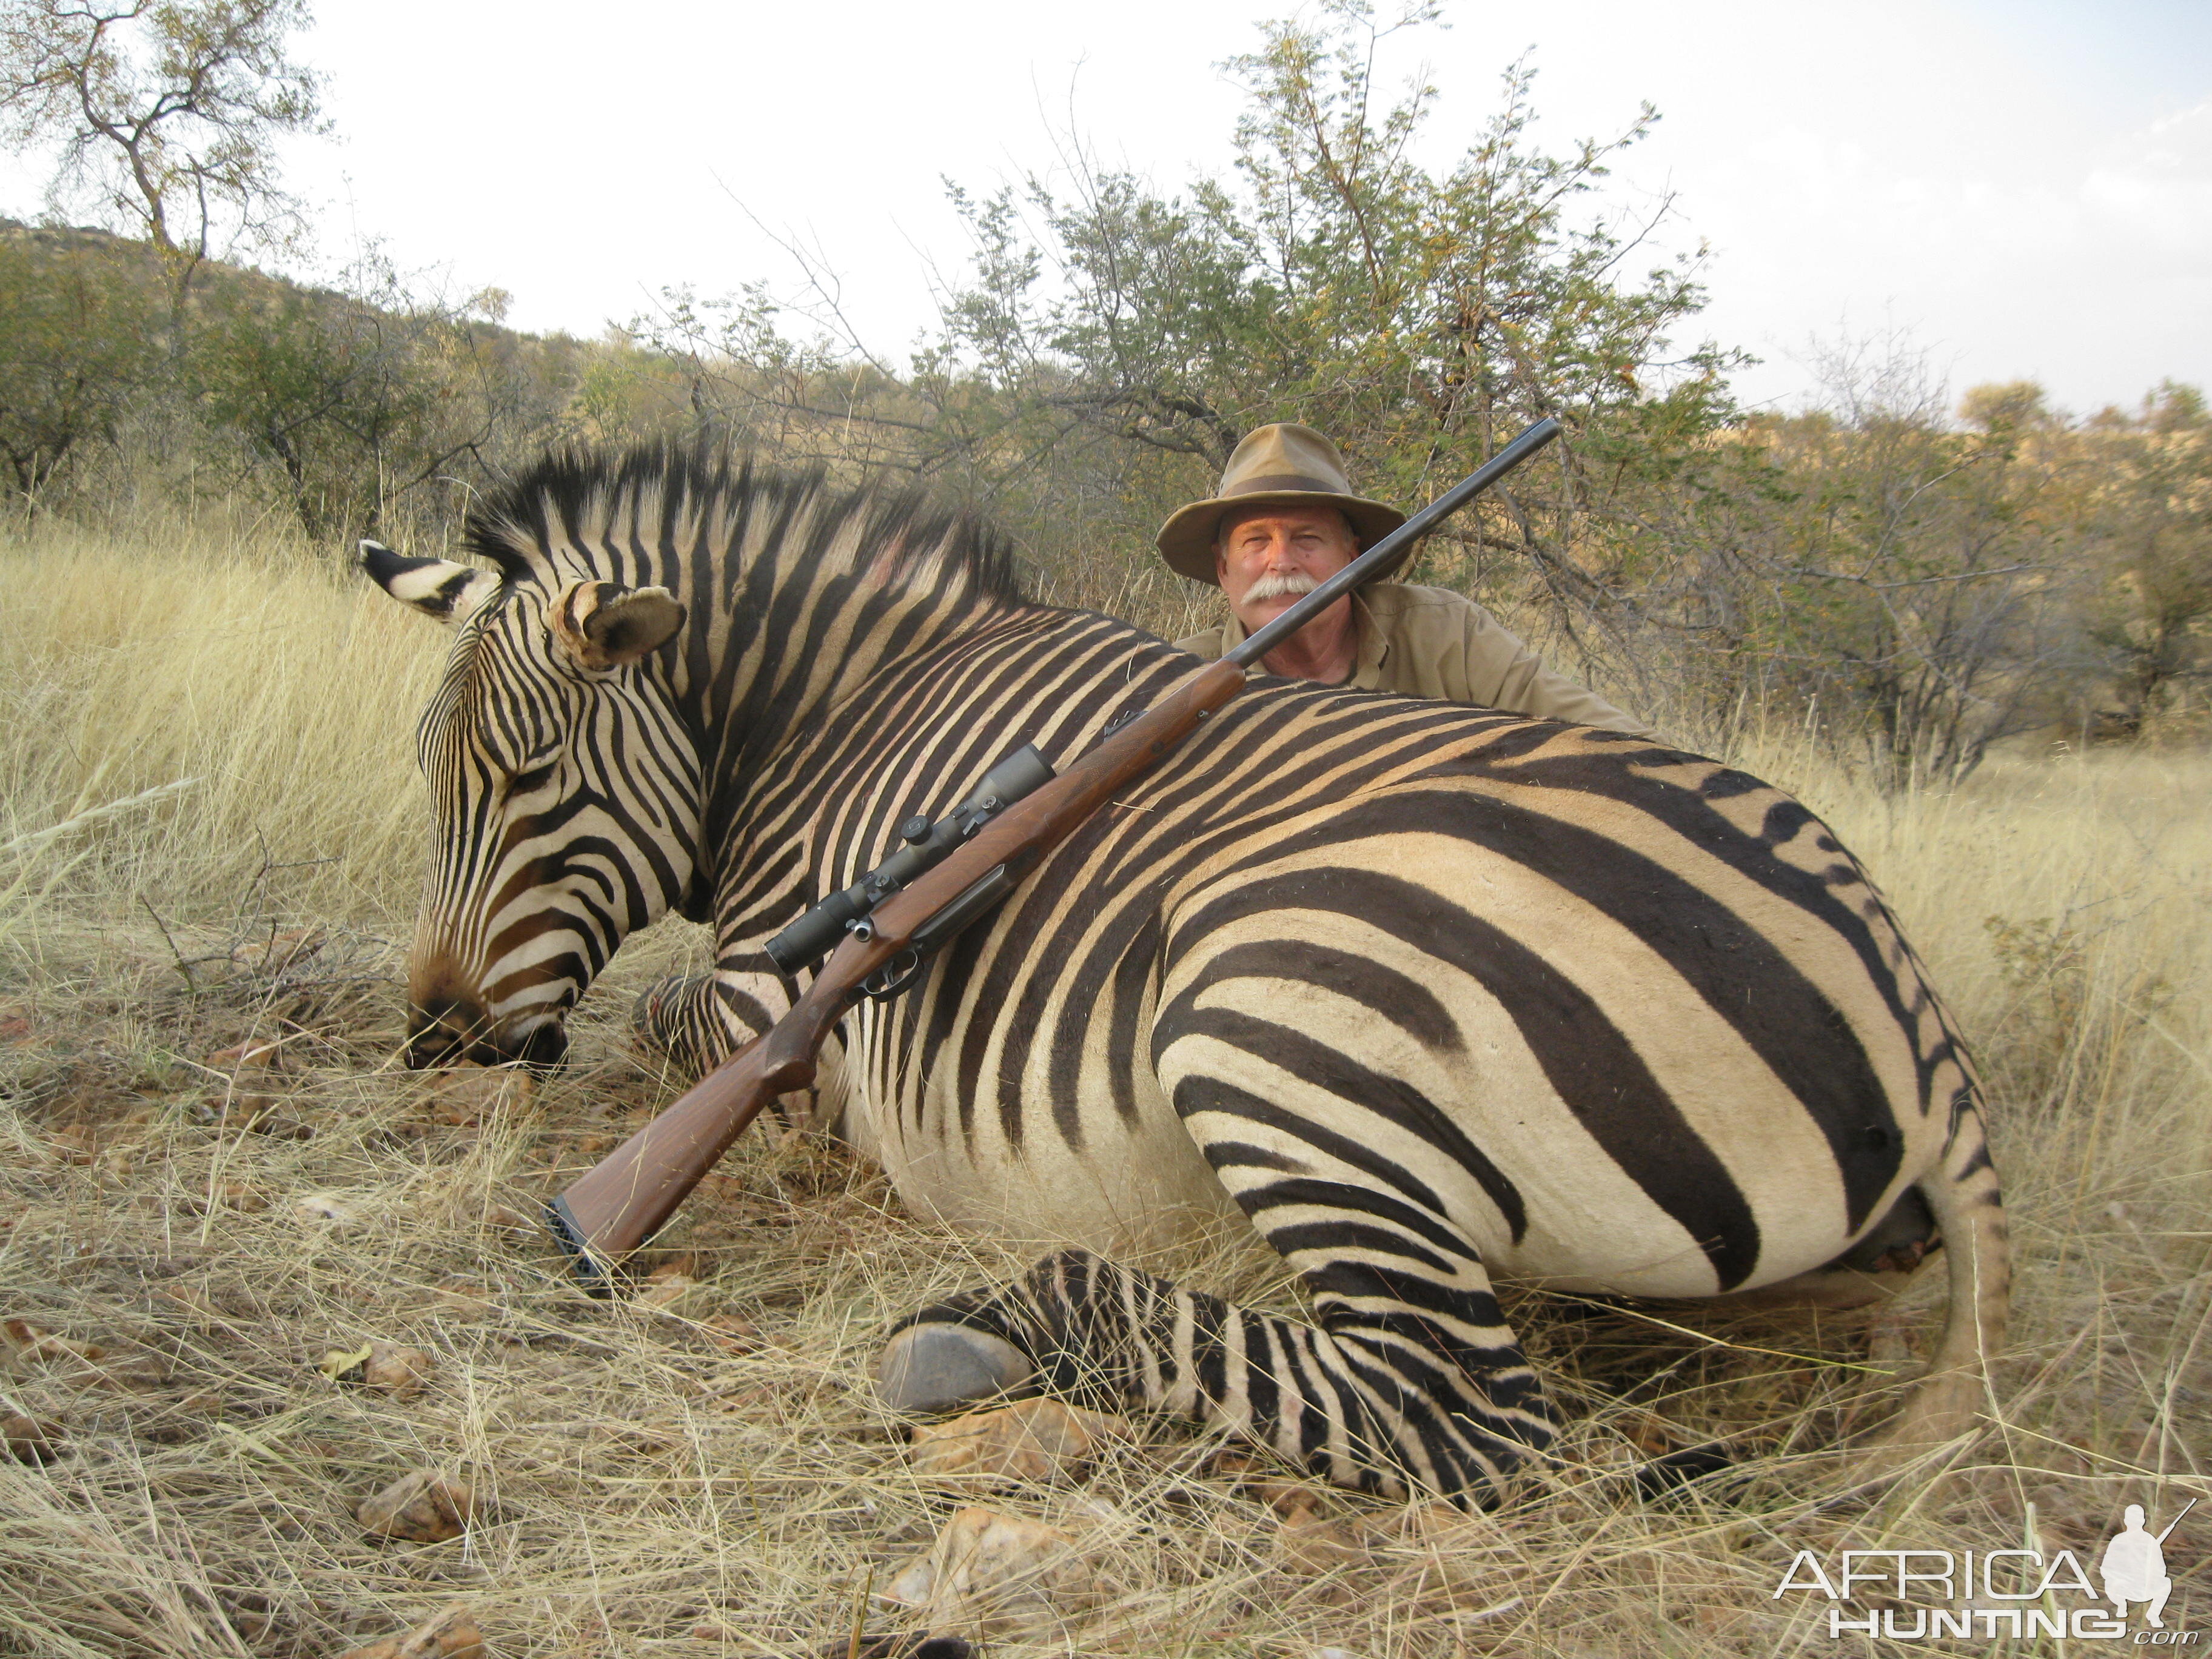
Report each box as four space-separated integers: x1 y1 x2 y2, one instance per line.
2155 1497 2197 1544
1230 416 1563 669
540 417 1566 1290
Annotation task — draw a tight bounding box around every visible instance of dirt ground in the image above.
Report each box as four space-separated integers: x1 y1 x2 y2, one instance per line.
1 880 2202 1658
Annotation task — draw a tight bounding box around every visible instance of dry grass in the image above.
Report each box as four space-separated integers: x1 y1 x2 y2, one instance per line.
1 520 2206 1657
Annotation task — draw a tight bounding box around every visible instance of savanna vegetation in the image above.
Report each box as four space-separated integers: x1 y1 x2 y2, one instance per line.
1 4 2206 786
0 3 2205 1657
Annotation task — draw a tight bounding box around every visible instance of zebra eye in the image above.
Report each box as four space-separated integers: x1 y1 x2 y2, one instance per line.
506 762 558 798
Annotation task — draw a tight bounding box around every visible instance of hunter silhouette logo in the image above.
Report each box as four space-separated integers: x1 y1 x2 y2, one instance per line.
1772 1497 2198 1642
2104 1501 2193 1630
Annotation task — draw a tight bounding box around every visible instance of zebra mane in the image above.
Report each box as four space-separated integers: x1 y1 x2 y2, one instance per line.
460 441 1028 607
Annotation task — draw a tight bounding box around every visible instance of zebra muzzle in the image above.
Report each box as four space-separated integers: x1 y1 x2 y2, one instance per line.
405 994 569 1072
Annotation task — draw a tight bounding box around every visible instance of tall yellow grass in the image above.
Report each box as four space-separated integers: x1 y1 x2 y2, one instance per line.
1 518 2205 1657
1 511 446 934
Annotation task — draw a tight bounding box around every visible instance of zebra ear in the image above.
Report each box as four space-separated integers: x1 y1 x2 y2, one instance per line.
548 578 686 671
360 540 499 623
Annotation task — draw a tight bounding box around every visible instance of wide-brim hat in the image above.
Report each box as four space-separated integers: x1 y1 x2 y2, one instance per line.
1155 423 1407 585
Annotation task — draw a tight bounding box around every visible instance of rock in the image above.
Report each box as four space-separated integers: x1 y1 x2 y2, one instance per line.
908 1398 1128 1487
634 1271 703 1314
195 1180 268 1213
159 1285 225 1324
2 1318 107 1365
3 1412 64 1463
424 1278 494 1321
357 1470 475 1543
881 1553 940 1608
322 1341 434 1398
293 1192 359 1225
335 1605 483 1659
698 1312 759 1355
877 1506 1100 1638
1275 1505 1375 1574
422 1067 531 1127
207 1036 287 1070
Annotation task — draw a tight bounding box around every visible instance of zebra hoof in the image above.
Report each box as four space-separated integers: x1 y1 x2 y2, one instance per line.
875 1324 1034 1415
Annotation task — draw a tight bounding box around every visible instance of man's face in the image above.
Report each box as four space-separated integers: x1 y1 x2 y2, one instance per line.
1214 504 1359 631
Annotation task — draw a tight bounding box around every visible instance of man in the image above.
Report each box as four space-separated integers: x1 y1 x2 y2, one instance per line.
2100 1506 2173 1628
1161 423 1655 737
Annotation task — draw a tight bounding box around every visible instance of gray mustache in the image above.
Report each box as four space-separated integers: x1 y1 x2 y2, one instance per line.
1244 571 1322 602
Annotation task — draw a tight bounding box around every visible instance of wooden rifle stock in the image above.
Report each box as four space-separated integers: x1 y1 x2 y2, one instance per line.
546 655 1250 1290
543 415 1564 1291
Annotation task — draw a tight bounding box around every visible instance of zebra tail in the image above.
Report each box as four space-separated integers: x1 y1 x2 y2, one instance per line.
1858 1091 2009 1473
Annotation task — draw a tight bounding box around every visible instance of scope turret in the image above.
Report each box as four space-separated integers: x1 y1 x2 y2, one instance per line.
762 745 1054 974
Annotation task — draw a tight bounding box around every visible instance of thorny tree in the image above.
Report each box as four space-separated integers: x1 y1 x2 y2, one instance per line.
0 0 322 304
631 1 1742 653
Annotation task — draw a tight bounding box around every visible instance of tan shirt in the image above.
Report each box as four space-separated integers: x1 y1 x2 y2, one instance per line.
1176 582 1655 737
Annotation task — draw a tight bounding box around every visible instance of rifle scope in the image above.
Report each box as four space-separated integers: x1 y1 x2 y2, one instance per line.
763 744 1056 973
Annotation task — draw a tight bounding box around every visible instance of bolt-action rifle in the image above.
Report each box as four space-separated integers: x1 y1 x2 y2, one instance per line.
545 416 1564 1291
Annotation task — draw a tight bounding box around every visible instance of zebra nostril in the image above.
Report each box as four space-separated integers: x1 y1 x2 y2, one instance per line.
404 1027 459 1070
406 993 489 1071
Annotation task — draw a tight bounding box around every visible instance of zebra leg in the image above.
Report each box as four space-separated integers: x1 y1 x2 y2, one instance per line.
631 967 851 1134
631 974 721 1071
632 947 797 1077
877 1244 1550 1505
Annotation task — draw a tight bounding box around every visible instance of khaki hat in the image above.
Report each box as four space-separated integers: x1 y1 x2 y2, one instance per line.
1155 423 1407 585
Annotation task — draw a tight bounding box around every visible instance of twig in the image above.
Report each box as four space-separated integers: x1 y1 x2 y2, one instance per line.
846 1563 873 1659
139 895 198 991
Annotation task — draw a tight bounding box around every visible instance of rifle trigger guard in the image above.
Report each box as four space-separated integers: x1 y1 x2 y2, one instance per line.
862 948 924 1002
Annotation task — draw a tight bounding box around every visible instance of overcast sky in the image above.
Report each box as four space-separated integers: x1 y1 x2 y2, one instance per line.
4 0 2206 417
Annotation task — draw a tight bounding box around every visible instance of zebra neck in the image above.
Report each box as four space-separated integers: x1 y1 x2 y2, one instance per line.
700 606 1192 920
662 519 1027 802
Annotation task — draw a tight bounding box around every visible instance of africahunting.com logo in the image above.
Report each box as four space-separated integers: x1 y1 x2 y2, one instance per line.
1772 1499 2196 1643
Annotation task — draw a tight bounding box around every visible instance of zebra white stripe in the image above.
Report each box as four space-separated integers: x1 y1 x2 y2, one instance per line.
364 444 2008 1504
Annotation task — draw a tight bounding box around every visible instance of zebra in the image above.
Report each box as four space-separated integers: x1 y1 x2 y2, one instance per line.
363 443 2008 1505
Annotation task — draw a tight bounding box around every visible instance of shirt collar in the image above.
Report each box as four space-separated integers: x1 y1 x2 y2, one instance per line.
1216 592 1387 689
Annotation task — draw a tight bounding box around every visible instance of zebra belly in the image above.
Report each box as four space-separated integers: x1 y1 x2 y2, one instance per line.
833 785 1953 1302
1155 823 1947 1302
843 1036 1242 1258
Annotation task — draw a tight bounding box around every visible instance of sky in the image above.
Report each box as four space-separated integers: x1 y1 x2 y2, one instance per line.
2 0 2206 417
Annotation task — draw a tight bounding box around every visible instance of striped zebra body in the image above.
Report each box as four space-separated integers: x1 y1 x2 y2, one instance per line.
366 447 2007 1504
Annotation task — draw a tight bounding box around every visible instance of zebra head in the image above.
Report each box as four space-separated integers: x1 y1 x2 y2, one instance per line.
363 540 699 1070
